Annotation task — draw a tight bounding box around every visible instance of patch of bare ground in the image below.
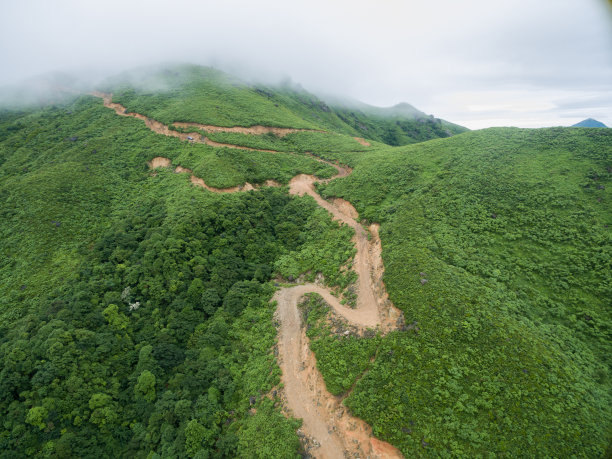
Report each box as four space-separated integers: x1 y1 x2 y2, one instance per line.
148 157 171 169
173 121 321 137
354 137 371 146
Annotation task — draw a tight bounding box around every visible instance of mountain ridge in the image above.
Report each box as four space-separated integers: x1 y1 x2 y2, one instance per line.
97 64 468 146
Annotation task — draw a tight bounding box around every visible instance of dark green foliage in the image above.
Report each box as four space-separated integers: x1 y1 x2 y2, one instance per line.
274 205 357 288
0 97 354 457
328 103 468 146
236 399 301 458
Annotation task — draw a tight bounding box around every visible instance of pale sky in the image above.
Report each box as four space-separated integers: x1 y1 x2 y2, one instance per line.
1 0 611 129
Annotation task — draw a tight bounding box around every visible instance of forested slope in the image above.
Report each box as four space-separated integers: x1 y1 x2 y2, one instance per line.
0 67 610 458
0 95 353 457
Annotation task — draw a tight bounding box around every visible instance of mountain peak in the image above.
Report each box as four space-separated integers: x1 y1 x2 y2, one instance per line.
572 118 607 128
392 102 417 110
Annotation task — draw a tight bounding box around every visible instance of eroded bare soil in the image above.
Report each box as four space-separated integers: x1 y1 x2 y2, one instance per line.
173 121 321 137
148 157 278 193
354 137 371 146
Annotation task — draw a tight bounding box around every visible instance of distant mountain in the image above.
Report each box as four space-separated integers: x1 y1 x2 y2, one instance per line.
572 118 607 128
320 94 425 117
320 94 468 145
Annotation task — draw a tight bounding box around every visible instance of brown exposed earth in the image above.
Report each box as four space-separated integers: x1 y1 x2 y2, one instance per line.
275 287 397 458
173 121 322 137
147 157 171 169
92 92 367 149
99 94 404 458
148 156 278 194
354 137 371 146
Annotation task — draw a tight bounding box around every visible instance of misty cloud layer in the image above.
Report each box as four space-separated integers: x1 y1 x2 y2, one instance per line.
1 0 611 128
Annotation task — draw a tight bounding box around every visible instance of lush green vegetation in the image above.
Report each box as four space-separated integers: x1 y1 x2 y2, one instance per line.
0 95 354 457
1 65 610 458
199 130 374 154
328 101 468 146
104 64 465 146
300 294 380 395
319 127 612 457
274 206 356 289
0 95 336 318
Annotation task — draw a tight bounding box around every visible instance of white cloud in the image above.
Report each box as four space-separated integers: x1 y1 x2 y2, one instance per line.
0 0 610 128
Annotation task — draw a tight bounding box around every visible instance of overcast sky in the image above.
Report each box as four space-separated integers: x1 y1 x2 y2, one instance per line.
1 0 611 129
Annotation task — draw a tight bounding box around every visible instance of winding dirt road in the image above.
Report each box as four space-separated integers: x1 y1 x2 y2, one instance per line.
280 174 403 459
93 92 335 152
92 91 279 152
97 93 403 458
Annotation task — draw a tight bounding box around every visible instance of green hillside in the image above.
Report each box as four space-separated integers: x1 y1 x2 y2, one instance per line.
319 127 612 456
0 66 610 458
102 64 466 146
0 95 349 457
325 98 468 145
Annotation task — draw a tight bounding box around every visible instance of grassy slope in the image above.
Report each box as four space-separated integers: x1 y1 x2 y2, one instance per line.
319 127 611 456
200 130 374 154
103 66 321 130
103 64 467 146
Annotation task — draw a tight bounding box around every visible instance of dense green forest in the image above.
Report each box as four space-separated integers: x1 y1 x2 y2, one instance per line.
0 65 610 457
0 95 354 457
